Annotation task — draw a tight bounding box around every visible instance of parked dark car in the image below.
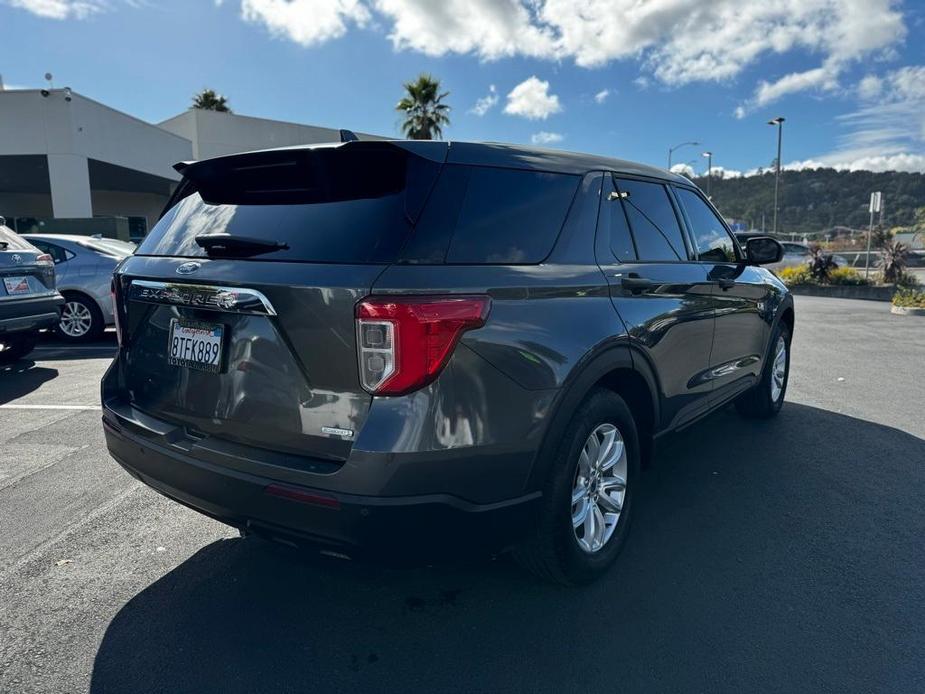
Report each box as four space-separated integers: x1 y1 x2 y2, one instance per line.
102 141 792 584
0 223 64 363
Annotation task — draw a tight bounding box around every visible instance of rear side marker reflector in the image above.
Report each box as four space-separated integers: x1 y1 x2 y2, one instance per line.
264 484 341 509
356 295 491 395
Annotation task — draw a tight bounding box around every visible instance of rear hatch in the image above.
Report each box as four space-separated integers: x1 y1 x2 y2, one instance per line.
111 141 446 462
0 225 55 299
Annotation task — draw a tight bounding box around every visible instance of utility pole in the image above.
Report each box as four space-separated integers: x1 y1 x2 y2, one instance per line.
768 117 785 236
702 151 713 197
865 191 882 279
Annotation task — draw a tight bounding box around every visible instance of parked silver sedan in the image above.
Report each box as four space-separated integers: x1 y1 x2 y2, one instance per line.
22 234 134 341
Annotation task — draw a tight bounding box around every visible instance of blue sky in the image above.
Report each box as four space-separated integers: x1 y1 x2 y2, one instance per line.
3 0 925 176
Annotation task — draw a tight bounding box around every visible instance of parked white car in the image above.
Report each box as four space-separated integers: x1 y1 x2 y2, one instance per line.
23 234 134 341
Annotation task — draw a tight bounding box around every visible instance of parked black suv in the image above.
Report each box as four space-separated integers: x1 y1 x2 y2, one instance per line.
102 141 792 583
0 222 63 363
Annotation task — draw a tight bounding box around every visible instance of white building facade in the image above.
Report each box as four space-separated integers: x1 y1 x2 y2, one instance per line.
0 88 382 238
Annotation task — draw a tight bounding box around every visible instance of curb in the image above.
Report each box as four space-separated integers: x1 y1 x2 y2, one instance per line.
787 284 895 302
890 305 925 316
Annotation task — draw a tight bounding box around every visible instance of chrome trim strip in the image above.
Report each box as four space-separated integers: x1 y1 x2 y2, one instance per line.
128 280 277 316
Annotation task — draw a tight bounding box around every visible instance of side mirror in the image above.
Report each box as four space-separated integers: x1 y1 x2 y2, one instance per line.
745 237 784 265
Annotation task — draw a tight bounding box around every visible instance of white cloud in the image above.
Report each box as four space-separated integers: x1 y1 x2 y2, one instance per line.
670 163 695 177
733 106 746 119
711 166 743 179
531 131 564 145
374 0 556 60
504 76 562 120
857 75 883 100
468 84 498 116
219 0 907 99
240 0 370 46
7 0 106 19
593 88 610 104
633 76 650 90
784 153 925 173
753 62 840 108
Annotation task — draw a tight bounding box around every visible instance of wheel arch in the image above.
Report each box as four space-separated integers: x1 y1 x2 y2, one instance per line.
525 342 661 492
59 288 103 314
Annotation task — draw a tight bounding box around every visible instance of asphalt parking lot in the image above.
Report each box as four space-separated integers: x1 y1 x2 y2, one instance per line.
1 296 923 693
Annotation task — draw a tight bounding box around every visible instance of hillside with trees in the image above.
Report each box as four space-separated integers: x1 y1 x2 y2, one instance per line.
689 168 925 236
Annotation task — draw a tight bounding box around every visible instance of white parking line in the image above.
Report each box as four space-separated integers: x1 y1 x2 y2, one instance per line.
0 404 102 411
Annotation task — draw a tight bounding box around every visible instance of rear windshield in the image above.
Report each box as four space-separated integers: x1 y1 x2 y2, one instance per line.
0 226 35 251
138 145 440 264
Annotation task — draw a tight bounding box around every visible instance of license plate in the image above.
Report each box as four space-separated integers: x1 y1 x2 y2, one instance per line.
3 277 30 296
167 319 224 373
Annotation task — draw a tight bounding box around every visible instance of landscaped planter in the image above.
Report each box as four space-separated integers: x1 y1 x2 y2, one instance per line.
891 305 925 316
787 284 895 302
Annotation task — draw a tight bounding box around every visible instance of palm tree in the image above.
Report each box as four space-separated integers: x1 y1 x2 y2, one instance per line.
192 88 231 113
396 74 450 140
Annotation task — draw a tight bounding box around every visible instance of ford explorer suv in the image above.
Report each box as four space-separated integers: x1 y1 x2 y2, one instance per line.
0 222 63 363
102 141 792 584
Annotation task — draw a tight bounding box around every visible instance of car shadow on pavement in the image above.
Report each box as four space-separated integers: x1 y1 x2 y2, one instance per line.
33 331 117 361
89 404 925 694
0 359 58 404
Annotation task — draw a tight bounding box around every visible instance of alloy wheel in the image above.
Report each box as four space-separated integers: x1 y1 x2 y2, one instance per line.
60 301 93 338
571 423 627 553
770 335 787 402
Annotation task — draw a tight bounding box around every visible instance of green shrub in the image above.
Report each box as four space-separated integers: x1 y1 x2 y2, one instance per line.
827 267 870 286
777 265 814 286
892 287 925 308
896 271 921 289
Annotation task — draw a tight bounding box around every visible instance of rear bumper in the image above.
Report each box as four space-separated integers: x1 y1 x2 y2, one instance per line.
102 406 541 557
0 293 63 334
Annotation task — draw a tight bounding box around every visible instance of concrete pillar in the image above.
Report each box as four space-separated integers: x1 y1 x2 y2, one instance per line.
47 154 92 218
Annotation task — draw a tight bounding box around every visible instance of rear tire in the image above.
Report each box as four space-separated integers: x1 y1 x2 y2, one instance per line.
514 389 640 585
57 293 104 342
735 322 791 419
0 332 39 364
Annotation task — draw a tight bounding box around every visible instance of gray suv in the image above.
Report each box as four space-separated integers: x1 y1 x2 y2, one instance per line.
102 141 792 584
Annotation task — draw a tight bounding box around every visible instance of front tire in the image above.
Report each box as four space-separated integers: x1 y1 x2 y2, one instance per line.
0 332 39 364
514 389 640 585
736 322 791 419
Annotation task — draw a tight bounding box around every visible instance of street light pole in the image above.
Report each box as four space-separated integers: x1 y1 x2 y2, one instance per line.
702 151 713 196
768 117 785 236
667 141 700 169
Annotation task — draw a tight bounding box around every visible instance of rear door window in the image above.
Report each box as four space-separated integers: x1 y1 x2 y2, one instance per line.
674 187 738 262
29 241 72 264
596 175 637 262
613 178 689 262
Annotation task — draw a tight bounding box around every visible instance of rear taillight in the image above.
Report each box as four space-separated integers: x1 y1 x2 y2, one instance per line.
111 279 123 346
356 295 491 395
35 253 54 266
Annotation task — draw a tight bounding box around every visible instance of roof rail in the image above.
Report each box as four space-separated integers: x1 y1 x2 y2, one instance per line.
339 129 359 142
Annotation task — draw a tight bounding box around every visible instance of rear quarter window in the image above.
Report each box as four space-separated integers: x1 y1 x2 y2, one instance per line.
402 165 579 264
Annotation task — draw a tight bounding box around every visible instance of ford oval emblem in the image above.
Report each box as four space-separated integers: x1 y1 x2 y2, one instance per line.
176 262 201 275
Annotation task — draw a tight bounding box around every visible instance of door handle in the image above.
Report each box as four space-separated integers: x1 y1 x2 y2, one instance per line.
717 278 735 290
621 276 655 293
